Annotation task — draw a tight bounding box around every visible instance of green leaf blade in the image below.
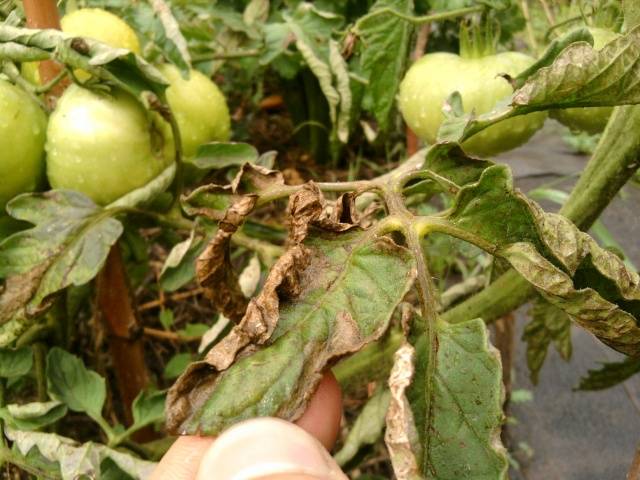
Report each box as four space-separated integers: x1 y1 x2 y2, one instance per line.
46 347 106 422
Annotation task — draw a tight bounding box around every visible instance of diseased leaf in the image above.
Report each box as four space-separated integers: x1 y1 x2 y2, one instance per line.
503 242 640 356
385 343 421 480
283 5 351 143
46 347 106 422
181 163 285 221
167 186 415 435
354 0 413 131
577 357 640 391
149 0 192 74
244 0 270 25
408 319 508 479
0 401 67 431
196 196 257 322
335 387 391 466
435 162 640 356
439 25 640 145
0 346 33 378
523 298 572 384
5 429 156 480
0 191 123 333
625 0 640 28
0 25 168 102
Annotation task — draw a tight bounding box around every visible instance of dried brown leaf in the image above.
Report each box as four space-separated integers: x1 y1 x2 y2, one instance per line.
385 342 422 480
196 196 257 322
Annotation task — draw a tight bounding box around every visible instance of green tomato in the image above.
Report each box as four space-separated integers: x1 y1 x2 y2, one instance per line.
550 28 621 134
398 51 547 157
62 8 141 54
158 64 231 158
46 85 173 205
0 80 47 211
22 8 141 85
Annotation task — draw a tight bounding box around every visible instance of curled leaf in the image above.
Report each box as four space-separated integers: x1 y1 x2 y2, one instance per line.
385 343 421 480
196 196 257 322
167 187 415 435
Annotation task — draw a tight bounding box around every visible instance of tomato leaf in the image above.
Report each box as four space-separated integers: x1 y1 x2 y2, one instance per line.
439 25 640 145
0 25 168 102
401 319 508 479
0 347 33 378
283 5 351 143
5 429 156 480
523 298 572 384
46 347 106 423
149 0 192 74
196 196 256 322
0 192 123 345
0 401 68 431
335 387 391 466
189 142 259 171
625 0 640 28
354 0 413 132
576 357 640 391
436 162 640 355
167 188 415 435
131 390 167 432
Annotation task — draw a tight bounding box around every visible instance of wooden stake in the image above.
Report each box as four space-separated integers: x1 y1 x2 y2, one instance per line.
22 0 69 107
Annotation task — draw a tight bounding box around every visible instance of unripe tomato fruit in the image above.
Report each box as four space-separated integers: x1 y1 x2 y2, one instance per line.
158 64 231 158
22 8 141 85
550 28 620 134
399 51 547 157
46 85 173 205
0 80 47 210
62 8 141 54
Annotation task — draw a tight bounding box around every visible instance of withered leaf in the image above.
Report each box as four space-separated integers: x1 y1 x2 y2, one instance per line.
385 343 422 480
196 196 257 322
167 214 415 435
439 163 640 356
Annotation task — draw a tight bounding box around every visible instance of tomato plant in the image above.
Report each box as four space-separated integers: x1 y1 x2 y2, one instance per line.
1 1 640 479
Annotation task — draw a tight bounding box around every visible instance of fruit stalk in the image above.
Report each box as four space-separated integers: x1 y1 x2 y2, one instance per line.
21 0 150 429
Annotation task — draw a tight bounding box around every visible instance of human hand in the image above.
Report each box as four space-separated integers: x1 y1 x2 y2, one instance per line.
151 373 347 479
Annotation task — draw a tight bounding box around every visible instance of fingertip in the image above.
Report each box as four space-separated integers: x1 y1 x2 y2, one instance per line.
150 436 214 480
295 371 343 451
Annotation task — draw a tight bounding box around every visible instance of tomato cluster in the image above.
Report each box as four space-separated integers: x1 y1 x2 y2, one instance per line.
1 8 230 211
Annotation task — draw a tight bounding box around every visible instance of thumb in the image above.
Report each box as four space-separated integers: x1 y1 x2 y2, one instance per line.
196 418 348 480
